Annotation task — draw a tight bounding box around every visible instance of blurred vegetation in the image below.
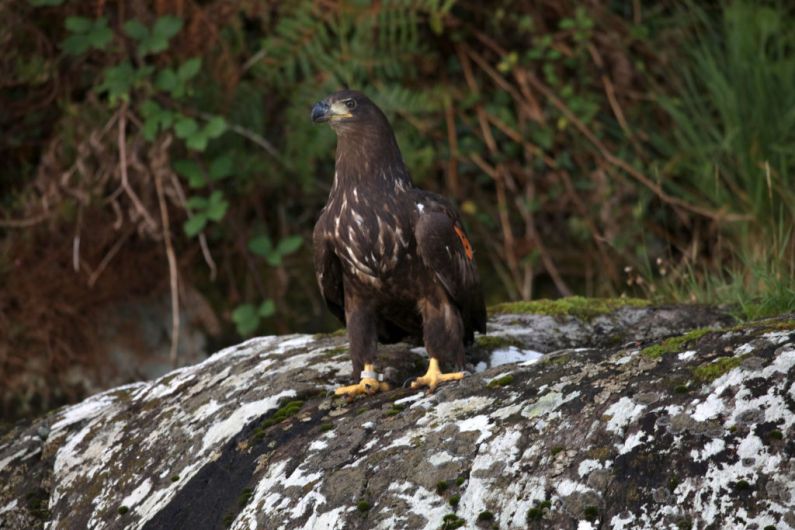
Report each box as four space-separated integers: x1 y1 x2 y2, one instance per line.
1 0 794 417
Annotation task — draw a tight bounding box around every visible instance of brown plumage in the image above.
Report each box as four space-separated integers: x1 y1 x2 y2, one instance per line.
311 90 486 395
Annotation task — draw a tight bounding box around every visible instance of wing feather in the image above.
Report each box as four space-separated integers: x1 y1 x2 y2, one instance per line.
313 218 345 325
414 204 487 340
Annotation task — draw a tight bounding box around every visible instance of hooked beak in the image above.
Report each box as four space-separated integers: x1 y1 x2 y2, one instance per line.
311 100 331 123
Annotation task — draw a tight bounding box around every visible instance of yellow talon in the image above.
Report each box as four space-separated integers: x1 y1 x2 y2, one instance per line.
335 363 391 397
411 358 464 392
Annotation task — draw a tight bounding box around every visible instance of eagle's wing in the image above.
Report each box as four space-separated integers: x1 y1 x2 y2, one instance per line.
414 200 487 340
313 218 345 325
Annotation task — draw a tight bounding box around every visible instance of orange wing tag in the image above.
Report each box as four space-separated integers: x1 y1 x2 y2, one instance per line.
453 225 474 261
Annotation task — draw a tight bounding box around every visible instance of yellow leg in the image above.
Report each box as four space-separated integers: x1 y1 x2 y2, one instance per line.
335 363 391 397
410 358 464 392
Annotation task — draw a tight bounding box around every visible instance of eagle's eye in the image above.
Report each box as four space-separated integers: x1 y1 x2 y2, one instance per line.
344 99 357 110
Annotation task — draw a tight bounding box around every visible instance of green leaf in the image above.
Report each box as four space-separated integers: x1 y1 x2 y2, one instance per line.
155 68 178 93
265 253 282 267
205 191 228 221
123 20 149 41
174 117 198 138
173 159 205 188
247 235 273 257
177 58 202 81
232 304 259 336
203 116 227 138
152 16 184 41
29 0 65 6
62 34 90 55
209 155 233 181
275 235 303 256
65 16 92 33
88 25 113 49
258 299 276 318
97 62 136 101
183 214 207 237
185 196 208 210
186 132 208 151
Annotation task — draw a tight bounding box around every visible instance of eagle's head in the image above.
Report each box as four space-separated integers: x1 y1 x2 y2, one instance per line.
311 90 388 135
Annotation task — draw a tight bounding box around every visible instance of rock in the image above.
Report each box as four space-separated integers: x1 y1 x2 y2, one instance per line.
1 304 794 530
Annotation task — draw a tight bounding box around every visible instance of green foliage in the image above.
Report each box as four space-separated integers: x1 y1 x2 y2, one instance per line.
232 300 276 336
184 191 228 236
123 16 184 57
62 17 113 55
248 235 303 267
641 328 714 358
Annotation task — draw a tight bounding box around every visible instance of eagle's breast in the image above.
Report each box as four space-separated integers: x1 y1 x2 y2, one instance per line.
325 169 411 288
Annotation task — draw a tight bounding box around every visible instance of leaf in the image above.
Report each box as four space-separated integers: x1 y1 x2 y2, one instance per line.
205 191 228 221
97 62 136 101
183 214 207 237
275 235 303 256
186 132 208 151
174 117 198 138
88 25 113 49
173 160 205 188
123 20 149 41
29 0 65 6
203 116 227 138
258 299 276 318
185 196 208 210
232 304 259 336
247 236 273 257
266 253 282 267
177 58 202 81
62 34 90 55
65 16 92 33
209 155 233 180
155 68 178 93
152 16 184 42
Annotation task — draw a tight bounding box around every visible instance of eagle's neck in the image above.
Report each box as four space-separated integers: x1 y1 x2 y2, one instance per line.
332 125 413 196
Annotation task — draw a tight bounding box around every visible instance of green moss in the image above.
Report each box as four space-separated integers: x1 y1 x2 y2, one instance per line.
676 518 693 530
356 500 371 512
448 494 460 507
436 480 449 494
764 525 777 530
477 510 495 521
118 506 129 515
668 475 680 492
550 445 565 456
476 335 523 350
222 513 235 527
315 328 347 338
320 422 334 432
322 346 348 357
455 476 466 486
253 399 305 439
170 475 180 482
692 356 744 383
641 327 714 358
734 479 752 491
583 506 599 522
487 374 514 388
238 488 253 507
526 500 551 521
673 384 690 394
440 514 466 529
489 296 648 320
385 402 406 416
769 430 784 441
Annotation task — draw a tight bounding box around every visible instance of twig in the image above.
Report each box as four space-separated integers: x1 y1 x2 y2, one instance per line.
88 229 133 288
118 102 158 231
152 137 181 368
0 211 52 228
